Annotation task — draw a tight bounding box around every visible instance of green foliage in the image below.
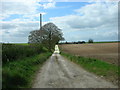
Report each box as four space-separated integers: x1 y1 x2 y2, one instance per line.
2 53 52 88
41 23 64 51
14 43 29 45
88 39 93 43
2 43 52 88
28 23 64 51
2 43 47 64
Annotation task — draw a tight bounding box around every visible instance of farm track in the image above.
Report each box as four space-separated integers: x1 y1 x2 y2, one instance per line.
33 53 117 88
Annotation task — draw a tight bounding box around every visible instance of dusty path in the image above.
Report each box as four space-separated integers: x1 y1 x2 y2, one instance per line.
33 53 118 88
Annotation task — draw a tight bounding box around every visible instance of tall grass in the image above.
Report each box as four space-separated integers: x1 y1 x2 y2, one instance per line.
2 44 47 64
2 43 52 88
2 52 52 88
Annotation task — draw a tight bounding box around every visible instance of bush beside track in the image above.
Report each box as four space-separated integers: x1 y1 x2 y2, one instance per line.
2 43 52 88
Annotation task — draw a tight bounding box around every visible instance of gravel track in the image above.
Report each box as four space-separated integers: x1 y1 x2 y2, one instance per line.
33 53 118 88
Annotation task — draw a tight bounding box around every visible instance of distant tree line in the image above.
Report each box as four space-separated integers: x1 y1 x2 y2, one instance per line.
59 39 94 44
62 41 86 44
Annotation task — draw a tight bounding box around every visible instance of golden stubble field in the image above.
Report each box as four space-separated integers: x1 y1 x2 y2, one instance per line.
59 43 118 65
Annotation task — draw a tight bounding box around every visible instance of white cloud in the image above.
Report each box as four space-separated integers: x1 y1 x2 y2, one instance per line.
51 2 117 29
50 2 118 41
0 0 56 20
1 0 119 3
1 20 49 43
41 2 56 9
0 1 39 20
1 1 118 42
1 0 54 2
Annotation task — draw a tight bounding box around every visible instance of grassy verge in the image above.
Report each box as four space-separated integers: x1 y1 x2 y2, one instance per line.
14 43 29 45
2 52 52 88
61 52 120 85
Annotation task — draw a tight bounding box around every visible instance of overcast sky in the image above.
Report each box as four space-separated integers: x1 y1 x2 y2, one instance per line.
0 0 119 43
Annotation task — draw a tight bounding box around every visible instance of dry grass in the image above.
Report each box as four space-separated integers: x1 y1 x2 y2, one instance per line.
59 43 118 65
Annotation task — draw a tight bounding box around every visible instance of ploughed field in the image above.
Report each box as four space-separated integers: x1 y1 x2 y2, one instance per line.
59 43 118 65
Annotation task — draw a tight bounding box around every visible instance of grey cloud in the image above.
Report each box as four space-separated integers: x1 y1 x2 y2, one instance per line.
2 23 17 29
1 21 39 43
51 2 117 30
1 2 36 15
66 17 105 29
19 23 39 28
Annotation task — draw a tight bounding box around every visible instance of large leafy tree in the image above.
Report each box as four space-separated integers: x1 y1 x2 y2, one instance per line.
28 22 64 51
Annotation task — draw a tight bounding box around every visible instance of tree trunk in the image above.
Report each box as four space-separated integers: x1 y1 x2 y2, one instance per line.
48 30 52 52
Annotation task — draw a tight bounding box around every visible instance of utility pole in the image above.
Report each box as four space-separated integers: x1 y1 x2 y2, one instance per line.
40 13 42 29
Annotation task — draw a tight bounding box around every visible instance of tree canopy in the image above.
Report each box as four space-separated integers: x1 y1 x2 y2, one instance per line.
28 22 64 51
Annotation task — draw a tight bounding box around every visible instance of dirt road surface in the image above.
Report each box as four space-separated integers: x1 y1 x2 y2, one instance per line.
33 53 118 88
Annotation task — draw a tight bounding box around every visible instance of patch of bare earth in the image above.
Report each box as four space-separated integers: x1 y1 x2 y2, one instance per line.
59 43 118 65
59 43 119 85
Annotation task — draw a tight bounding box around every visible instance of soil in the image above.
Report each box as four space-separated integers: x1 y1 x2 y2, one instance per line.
59 43 118 65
